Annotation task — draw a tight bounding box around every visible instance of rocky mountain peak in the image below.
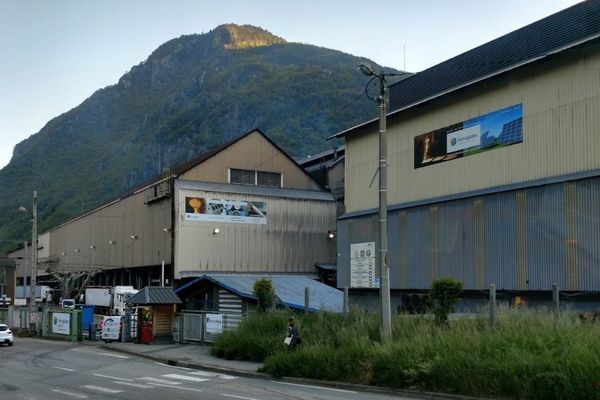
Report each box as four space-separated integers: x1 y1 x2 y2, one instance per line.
212 23 287 49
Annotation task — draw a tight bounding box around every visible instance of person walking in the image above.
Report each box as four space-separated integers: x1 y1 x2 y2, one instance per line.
285 318 301 350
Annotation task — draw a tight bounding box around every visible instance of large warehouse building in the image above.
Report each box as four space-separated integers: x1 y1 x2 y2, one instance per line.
9 129 339 311
332 1 600 310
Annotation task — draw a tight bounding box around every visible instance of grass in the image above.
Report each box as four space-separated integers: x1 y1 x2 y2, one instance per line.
212 307 600 399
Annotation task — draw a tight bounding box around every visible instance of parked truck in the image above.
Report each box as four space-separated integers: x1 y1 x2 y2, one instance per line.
15 285 53 304
85 286 138 315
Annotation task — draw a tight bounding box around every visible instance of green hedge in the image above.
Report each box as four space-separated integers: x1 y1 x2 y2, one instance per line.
212 308 600 399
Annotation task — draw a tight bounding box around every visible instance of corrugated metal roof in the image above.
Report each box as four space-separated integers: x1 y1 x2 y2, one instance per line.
330 0 600 139
176 179 334 202
127 286 182 305
176 274 343 313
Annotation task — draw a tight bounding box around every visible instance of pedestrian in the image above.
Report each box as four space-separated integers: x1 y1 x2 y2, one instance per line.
285 318 301 350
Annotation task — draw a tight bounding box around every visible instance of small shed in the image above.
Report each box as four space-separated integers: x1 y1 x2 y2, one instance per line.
126 286 182 344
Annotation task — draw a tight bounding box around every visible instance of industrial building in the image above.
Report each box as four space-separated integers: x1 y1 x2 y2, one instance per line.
9 129 338 310
332 1 600 310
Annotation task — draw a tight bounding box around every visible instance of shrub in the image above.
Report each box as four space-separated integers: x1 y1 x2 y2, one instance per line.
253 278 275 312
429 277 463 326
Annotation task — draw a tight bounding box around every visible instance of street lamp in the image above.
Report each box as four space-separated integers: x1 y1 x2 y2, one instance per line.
358 64 410 340
18 191 37 332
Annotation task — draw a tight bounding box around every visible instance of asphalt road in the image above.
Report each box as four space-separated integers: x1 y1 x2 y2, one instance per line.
0 338 416 400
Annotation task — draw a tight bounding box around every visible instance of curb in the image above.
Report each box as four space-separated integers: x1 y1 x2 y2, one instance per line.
96 343 503 400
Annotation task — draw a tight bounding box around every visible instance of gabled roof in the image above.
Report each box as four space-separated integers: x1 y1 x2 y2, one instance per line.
175 274 343 313
330 0 600 139
126 286 182 305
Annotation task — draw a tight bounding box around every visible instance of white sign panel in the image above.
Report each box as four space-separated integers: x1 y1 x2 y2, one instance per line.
350 242 378 288
52 312 71 335
101 316 122 340
206 313 224 334
446 124 481 153
185 197 267 225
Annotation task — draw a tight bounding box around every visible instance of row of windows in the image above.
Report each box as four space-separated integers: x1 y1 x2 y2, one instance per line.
229 168 282 187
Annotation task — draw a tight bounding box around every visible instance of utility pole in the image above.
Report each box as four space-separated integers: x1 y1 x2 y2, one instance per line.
30 191 37 331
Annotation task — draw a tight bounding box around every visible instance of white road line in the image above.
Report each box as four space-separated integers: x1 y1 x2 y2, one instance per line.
81 385 124 394
114 380 154 389
98 352 129 359
146 382 204 392
52 366 75 372
138 376 182 385
51 389 88 399
162 373 209 383
221 394 260 400
92 373 133 381
153 362 193 371
191 370 236 380
270 381 357 394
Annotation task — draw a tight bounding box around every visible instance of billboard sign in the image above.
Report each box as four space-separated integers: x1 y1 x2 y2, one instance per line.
414 104 523 168
184 197 267 224
52 312 71 335
206 313 224 334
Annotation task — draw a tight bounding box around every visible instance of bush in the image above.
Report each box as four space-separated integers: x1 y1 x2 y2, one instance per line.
429 277 463 326
252 278 275 312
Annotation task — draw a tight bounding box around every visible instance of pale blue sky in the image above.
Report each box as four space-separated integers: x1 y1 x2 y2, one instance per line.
0 0 581 168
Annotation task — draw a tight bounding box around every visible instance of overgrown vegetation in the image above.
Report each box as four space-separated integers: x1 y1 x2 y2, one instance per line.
212 308 600 399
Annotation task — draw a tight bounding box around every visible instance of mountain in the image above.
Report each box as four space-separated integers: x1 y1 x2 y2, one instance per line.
0 24 402 252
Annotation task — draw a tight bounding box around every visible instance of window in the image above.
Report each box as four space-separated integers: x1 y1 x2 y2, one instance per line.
229 168 282 187
257 171 281 187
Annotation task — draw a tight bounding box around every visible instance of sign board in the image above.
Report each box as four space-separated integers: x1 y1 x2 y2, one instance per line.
414 103 523 168
350 242 378 288
52 312 71 335
101 316 122 341
205 313 224 334
184 197 267 225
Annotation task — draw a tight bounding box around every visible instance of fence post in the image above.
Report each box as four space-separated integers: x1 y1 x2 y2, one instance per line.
7 306 14 328
304 287 310 314
552 283 560 326
489 284 496 332
42 307 49 337
343 287 349 315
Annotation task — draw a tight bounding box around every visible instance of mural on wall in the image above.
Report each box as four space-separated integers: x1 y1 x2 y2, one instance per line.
185 196 267 224
414 104 523 168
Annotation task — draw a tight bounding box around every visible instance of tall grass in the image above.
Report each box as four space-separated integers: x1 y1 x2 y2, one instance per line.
212 307 600 399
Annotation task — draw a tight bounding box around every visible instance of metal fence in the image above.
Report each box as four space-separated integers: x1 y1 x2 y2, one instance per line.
176 310 244 344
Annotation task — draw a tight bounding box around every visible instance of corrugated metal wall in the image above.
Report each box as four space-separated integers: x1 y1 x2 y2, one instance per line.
338 176 600 292
47 184 172 272
345 48 600 213
175 187 337 278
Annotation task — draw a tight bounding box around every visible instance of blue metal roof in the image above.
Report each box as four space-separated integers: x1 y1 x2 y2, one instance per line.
175 274 343 313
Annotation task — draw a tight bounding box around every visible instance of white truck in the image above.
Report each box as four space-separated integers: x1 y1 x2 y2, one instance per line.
15 285 53 303
85 286 138 315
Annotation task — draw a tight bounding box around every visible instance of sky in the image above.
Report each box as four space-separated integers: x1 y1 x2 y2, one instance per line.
0 0 582 169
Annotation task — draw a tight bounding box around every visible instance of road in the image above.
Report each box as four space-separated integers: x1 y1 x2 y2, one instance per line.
0 338 417 400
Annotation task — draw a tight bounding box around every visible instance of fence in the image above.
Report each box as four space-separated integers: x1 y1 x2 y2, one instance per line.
174 310 244 344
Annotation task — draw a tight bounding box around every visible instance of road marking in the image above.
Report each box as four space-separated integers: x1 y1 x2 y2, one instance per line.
139 376 181 385
81 385 123 394
92 373 133 381
114 381 154 389
98 352 129 359
191 370 236 380
162 373 209 383
52 366 75 372
51 389 88 398
146 382 204 392
221 394 260 400
153 362 193 371
269 381 357 394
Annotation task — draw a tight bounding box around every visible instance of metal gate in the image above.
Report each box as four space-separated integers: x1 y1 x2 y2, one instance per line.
180 310 245 343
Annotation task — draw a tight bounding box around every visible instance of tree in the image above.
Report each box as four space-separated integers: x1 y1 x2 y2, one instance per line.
253 278 275 312
430 277 463 326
